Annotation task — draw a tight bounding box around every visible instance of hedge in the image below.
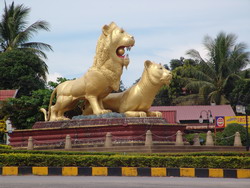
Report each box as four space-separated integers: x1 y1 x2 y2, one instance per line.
0 145 11 150
0 149 115 156
1 149 250 157
0 153 249 169
139 152 250 157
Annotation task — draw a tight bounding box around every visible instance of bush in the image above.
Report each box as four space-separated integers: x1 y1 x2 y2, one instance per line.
216 123 247 146
0 144 11 149
184 133 207 145
1 149 250 157
0 149 115 156
0 153 249 169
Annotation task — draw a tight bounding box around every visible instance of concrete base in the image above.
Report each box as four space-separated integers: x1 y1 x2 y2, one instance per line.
25 144 246 153
9 117 186 147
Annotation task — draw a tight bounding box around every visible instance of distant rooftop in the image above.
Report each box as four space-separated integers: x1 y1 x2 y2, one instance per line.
0 90 18 101
150 105 235 123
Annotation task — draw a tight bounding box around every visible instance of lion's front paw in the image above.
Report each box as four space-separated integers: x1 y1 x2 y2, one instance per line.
147 111 162 117
57 116 70 121
96 109 112 115
138 112 147 117
125 111 147 117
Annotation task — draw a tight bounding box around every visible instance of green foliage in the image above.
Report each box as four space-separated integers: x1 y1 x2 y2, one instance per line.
0 2 52 58
0 144 11 149
181 32 250 105
0 153 249 169
185 123 248 146
1 149 249 157
170 57 198 71
216 123 247 146
0 89 52 129
0 149 115 156
0 50 47 96
184 133 207 145
229 79 250 113
170 58 184 70
152 85 171 106
160 58 199 106
47 77 69 89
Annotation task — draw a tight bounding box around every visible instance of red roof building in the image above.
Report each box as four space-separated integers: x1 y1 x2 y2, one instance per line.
150 105 235 124
0 90 18 101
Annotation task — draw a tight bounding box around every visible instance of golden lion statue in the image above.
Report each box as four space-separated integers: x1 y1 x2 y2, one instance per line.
41 22 135 121
84 60 172 117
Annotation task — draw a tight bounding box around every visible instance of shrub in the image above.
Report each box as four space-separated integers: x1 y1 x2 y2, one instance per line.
1 149 250 157
0 153 249 169
0 144 11 149
184 133 207 145
0 149 115 156
216 123 247 146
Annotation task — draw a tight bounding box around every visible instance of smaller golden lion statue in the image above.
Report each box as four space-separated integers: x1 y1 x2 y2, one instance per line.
41 22 135 121
84 60 172 117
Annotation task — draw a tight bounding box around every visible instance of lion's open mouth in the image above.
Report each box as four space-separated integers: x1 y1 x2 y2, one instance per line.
116 46 132 59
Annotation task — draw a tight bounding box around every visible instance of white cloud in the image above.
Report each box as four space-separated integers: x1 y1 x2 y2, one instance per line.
3 0 250 88
47 72 63 82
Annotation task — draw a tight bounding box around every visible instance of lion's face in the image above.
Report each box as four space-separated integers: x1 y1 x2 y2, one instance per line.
103 22 135 68
145 60 172 85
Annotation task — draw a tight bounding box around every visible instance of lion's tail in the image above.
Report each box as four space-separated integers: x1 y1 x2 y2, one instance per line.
39 88 57 121
40 108 48 121
47 88 57 121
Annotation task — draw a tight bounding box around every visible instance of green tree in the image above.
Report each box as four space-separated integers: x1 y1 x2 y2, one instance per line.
216 123 248 146
0 2 52 61
180 32 249 105
170 57 184 70
152 85 171 106
47 77 69 89
229 79 250 112
0 2 53 96
0 50 47 96
0 89 52 129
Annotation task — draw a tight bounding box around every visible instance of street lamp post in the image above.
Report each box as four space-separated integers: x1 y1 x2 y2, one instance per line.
199 110 214 129
236 105 249 151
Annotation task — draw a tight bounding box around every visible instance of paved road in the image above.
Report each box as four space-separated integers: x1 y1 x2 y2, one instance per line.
0 176 249 188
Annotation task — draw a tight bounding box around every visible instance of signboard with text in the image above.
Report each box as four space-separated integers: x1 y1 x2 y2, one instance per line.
216 116 250 127
225 116 250 127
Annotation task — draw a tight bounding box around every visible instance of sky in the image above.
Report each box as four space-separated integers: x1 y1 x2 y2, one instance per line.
3 0 250 88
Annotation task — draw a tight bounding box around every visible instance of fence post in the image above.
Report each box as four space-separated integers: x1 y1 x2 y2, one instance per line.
175 130 184 146
105 132 112 147
27 136 34 150
193 133 201 146
205 131 214 146
234 132 242 147
65 135 72 149
145 130 153 146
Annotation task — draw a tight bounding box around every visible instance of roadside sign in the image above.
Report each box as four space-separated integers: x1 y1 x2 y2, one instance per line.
216 116 225 128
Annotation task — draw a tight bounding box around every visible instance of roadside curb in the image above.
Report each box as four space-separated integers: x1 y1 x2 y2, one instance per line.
0 167 250 178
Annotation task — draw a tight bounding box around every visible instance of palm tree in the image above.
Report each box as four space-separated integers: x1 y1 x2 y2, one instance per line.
176 32 249 105
0 2 52 80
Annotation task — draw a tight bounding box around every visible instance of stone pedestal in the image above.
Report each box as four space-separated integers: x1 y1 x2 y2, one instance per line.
175 130 184 146
206 131 214 146
145 130 153 146
193 133 201 146
234 132 242 147
27 136 34 150
9 117 187 148
65 135 72 149
104 132 112 147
